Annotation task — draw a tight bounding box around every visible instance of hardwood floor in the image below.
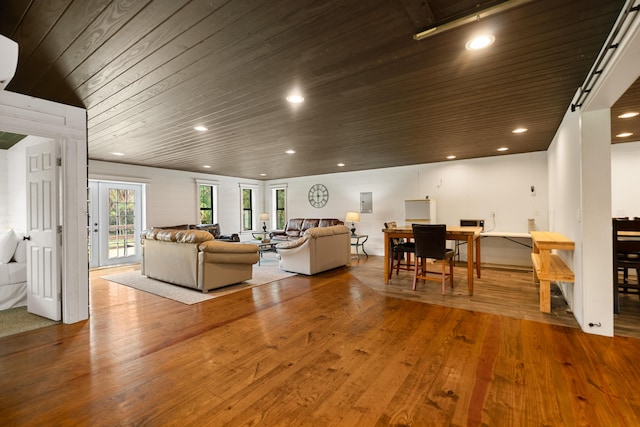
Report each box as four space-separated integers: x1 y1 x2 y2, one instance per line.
1 259 639 425
351 256 640 339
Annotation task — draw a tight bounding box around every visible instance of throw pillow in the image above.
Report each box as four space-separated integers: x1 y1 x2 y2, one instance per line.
13 239 27 263
0 229 19 264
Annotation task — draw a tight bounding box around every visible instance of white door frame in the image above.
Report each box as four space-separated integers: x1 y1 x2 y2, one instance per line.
0 90 88 324
88 180 143 267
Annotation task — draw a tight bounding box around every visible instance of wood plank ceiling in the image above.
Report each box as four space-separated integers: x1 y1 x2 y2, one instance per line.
0 0 632 180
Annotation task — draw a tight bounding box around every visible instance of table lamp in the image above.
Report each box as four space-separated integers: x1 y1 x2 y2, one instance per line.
345 211 360 236
258 213 269 232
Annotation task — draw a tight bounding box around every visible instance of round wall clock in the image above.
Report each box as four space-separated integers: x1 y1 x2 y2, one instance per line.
308 184 329 208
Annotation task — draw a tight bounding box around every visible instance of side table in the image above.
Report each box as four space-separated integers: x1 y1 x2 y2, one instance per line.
350 234 369 259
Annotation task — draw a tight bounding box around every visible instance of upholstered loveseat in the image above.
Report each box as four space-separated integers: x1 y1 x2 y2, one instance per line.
141 228 258 292
276 225 350 275
270 218 344 242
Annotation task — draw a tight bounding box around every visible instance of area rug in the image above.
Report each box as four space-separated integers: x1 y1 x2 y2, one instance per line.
101 255 296 305
0 306 60 338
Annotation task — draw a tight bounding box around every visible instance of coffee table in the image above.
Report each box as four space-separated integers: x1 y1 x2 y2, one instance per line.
250 240 277 265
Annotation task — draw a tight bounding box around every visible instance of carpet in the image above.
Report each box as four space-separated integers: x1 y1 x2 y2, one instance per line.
101 254 296 304
0 306 60 338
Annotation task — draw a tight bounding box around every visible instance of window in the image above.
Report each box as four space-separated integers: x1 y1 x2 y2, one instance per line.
197 181 218 224
272 186 287 229
240 184 257 231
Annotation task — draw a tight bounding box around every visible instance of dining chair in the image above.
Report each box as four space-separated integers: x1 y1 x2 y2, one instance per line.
384 221 415 280
613 218 640 314
411 224 454 294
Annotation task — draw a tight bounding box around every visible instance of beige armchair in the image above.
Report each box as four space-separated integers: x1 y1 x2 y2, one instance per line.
276 225 350 275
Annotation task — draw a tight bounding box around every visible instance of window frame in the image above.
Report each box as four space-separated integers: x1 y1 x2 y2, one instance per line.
196 179 219 225
239 183 258 231
270 184 287 230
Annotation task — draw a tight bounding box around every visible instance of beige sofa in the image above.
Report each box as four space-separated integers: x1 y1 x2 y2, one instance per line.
142 229 259 292
276 225 351 275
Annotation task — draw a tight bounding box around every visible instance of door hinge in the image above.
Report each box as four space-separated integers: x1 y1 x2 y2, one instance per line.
57 225 63 233
57 158 62 167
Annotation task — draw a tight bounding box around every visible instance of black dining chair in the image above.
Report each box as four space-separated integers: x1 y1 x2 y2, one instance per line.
613 218 640 314
411 224 455 294
384 221 415 280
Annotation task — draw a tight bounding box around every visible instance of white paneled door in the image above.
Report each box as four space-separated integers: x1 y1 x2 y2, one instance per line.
26 140 61 321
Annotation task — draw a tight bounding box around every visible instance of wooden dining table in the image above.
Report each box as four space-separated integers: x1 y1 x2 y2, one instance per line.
382 225 483 295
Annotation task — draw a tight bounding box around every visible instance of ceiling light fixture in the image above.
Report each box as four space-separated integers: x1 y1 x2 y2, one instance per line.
337 163 345 167
497 147 509 152
446 155 456 160
616 132 633 138
286 149 295 154
413 0 534 41
286 94 304 104
512 128 528 134
194 126 208 131
203 165 211 168
260 173 267 177
466 34 495 50
618 112 639 119
112 152 124 156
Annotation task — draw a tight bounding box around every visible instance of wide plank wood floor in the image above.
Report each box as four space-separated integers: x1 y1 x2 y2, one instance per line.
1 259 640 425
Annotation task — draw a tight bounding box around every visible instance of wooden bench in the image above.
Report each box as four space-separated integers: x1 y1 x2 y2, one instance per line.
530 231 575 313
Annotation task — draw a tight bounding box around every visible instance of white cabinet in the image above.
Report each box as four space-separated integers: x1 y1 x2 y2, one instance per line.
404 199 436 225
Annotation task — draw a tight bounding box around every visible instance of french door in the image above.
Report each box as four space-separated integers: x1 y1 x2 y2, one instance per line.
89 181 143 268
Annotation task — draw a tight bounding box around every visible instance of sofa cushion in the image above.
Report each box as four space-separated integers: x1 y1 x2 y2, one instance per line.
176 230 213 244
0 229 18 264
275 236 309 249
153 230 181 241
319 218 342 227
304 224 350 238
285 218 304 237
301 219 319 232
190 223 221 238
199 240 258 254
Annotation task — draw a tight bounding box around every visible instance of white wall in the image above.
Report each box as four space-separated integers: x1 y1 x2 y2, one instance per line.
612 140 640 217
89 160 264 239
266 151 548 266
0 150 7 228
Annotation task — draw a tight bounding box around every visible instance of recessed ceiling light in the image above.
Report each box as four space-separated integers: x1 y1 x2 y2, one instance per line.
497 147 509 152
512 128 528 134
285 149 295 154
446 155 456 160
194 126 208 132
618 112 639 119
466 34 495 50
286 94 304 104
616 132 633 138
260 173 267 177
337 163 345 167
202 165 211 169
112 152 124 156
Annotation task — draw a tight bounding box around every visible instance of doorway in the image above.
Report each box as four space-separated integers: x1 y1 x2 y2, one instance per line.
89 181 144 268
